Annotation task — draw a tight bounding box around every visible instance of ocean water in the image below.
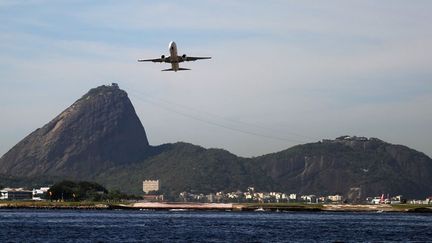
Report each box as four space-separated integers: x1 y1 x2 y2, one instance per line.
0 209 431 242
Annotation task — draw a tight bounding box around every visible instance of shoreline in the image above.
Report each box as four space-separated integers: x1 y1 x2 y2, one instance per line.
1 202 431 213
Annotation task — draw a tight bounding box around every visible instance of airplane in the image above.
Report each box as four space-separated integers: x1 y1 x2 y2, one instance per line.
138 41 211 72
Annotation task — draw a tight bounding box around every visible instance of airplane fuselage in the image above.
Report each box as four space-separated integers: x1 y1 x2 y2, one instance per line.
169 41 180 71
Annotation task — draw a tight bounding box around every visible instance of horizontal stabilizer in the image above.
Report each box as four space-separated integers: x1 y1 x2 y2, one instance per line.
161 68 191 72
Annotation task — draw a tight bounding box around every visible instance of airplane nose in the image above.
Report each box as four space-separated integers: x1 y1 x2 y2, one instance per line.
169 41 176 49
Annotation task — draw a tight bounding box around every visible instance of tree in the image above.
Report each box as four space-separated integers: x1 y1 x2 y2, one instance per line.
48 180 108 201
48 180 77 201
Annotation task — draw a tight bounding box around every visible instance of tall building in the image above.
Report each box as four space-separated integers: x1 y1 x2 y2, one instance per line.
143 180 160 194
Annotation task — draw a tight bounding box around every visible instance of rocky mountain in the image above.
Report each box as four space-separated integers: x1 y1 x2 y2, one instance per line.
1 85 431 199
254 136 432 200
0 84 151 179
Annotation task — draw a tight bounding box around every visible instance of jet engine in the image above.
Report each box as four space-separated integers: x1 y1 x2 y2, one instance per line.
182 54 187 61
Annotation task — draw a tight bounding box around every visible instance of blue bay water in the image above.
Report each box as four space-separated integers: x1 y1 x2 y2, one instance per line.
0 209 431 242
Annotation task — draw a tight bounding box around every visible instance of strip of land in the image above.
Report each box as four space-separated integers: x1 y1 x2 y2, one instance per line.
1 201 431 213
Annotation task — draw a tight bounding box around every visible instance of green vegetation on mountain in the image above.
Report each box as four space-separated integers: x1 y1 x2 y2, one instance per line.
95 142 275 196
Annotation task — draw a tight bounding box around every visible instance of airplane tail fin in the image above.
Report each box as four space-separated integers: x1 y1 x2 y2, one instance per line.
161 68 191 72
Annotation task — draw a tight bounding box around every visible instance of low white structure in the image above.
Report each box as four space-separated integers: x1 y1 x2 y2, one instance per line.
0 188 33 200
33 187 50 196
302 195 317 203
370 197 382 204
289 194 298 201
327 194 343 202
32 187 50 200
0 190 6 200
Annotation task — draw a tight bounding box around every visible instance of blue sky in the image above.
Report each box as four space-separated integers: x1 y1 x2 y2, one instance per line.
1 0 431 157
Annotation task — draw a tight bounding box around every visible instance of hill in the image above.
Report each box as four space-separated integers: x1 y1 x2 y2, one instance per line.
0 84 151 179
254 136 432 200
94 142 275 197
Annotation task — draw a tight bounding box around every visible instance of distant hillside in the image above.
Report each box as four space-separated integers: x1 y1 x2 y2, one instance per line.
94 142 275 196
1 85 431 199
254 136 432 200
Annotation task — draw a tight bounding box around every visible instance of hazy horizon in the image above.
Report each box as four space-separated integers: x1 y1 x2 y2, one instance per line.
1 1 431 158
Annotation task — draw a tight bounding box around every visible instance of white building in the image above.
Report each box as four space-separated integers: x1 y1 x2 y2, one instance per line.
0 188 33 200
143 180 160 194
370 197 382 204
33 187 50 196
327 195 343 202
302 195 317 203
32 187 50 200
0 190 7 200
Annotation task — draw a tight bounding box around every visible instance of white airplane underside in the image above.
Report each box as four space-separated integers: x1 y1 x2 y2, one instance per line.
138 41 211 72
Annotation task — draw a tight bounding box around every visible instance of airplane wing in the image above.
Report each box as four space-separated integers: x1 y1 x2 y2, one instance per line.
137 58 165 63
183 56 212 62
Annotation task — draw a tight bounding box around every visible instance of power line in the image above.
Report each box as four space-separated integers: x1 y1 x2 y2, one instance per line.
132 95 306 143
125 88 312 144
130 89 315 140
